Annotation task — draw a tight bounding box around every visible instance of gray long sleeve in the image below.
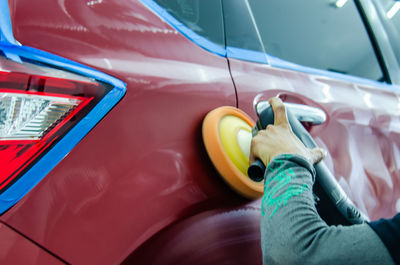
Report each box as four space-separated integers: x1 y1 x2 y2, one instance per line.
260 154 395 265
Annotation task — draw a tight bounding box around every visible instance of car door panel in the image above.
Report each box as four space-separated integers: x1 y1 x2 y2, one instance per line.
230 57 400 219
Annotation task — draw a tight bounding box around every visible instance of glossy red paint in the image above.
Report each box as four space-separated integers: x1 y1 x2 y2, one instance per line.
2 0 245 264
123 207 262 265
2 0 400 264
229 58 400 220
0 222 65 264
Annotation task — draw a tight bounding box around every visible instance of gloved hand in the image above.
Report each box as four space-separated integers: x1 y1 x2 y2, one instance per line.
249 97 326 166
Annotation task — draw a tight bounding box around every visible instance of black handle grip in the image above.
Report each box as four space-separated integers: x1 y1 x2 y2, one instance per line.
247 160 265 182
248 105 367 224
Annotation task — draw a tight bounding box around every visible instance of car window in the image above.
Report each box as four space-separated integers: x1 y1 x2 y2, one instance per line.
372 0 400 68
222 0 264 53
245 0 384 82
153 0 225 48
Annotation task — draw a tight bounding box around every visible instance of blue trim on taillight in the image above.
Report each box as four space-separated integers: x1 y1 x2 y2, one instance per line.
0 0 16 45
0 1 126 213
2 44 125 89
0 44 126 214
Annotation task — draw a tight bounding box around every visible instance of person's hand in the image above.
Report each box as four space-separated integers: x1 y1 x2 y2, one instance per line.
249 97 326 166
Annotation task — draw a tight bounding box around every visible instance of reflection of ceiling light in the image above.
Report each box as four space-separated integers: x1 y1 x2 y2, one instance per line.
335 0 348 8
387 2 400 19
87 0 102 6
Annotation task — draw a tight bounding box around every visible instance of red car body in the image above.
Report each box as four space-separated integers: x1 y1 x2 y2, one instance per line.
0 0 399 264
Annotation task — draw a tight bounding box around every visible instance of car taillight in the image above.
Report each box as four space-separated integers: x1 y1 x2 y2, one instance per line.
0 0 125 214
0 53 123 200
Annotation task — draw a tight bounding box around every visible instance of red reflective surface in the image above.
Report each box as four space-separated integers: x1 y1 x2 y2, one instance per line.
123 207 262 265
0 222 65 265
1 0 399 264
2 0 245 264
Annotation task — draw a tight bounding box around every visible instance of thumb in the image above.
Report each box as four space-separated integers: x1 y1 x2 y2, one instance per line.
249 140 258 165
309 148 326 164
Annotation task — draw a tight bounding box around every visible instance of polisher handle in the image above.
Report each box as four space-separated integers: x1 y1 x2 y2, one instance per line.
247 159 265 182
248 105 367 224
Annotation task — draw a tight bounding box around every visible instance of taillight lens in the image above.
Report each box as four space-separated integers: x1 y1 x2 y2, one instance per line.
0 55 112 193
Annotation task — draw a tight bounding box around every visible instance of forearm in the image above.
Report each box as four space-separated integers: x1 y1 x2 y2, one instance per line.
260 154 394 265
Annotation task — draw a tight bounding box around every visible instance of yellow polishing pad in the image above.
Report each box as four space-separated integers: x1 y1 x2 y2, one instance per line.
202 106 263 199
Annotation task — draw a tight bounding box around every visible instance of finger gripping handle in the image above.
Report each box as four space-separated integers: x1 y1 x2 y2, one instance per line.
247 106 274 182
248 105 367 224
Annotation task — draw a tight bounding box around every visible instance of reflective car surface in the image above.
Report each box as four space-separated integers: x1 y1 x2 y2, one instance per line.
0 0 400 264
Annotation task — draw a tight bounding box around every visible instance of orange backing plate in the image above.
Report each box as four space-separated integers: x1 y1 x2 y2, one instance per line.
202 106 263 199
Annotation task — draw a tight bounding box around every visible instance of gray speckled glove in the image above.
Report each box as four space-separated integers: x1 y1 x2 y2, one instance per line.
260 154 394 265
